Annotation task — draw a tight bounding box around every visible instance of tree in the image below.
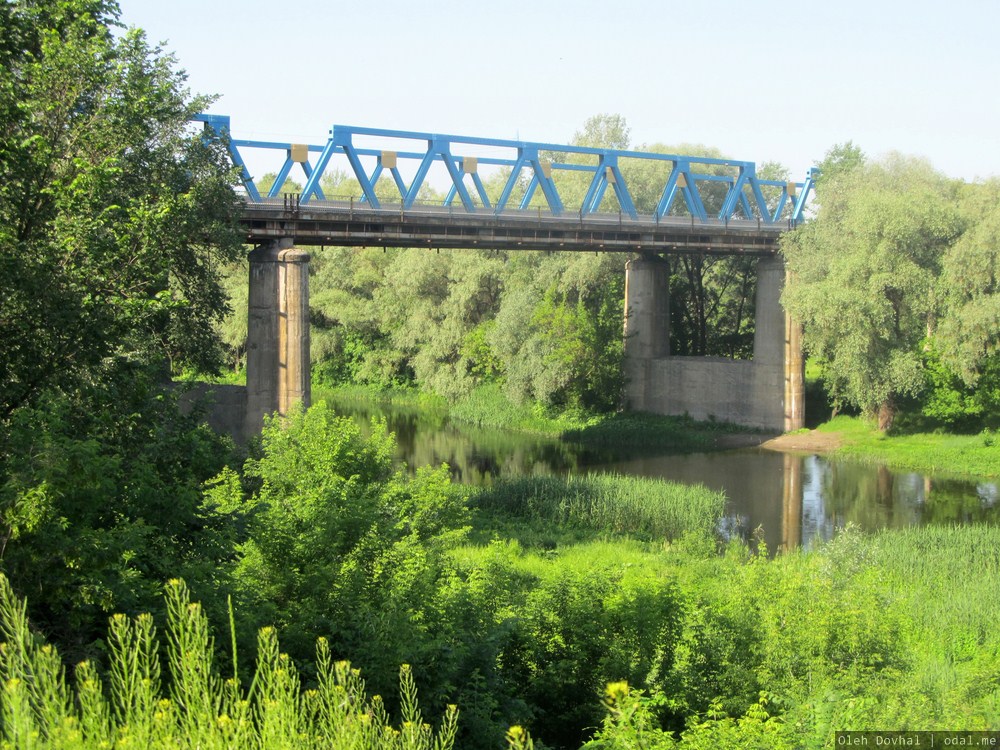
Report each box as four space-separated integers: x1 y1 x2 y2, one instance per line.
572 113 631 151
255 171 303 197
0 0 246 654
781 153 964 430
937 179 1000 385
815 141 866 184
0 0 243 423
490 252 626 411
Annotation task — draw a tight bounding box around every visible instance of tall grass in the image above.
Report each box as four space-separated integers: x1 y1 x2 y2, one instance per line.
0 577 458 749
862 525 1000 643
450 384 569 435
472 474 726 541
314 384 449 412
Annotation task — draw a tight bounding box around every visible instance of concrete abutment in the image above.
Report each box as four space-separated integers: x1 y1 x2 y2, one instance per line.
623 254 804 432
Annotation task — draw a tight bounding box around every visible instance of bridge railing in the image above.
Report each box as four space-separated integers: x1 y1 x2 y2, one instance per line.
194 114 816 226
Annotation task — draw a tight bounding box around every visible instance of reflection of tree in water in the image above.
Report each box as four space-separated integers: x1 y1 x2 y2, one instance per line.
923 478 1000 524
322 395 1000 537
817 460 999 530
324 397 601 485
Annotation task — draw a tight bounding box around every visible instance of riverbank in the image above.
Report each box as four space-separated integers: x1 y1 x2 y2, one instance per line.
218 380 1000 479
317 383 766 454
763 415 1000 479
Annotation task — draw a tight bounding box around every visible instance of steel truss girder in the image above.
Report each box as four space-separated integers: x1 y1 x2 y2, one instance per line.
196 115 816 226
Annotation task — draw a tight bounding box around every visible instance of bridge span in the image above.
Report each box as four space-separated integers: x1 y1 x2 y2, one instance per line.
190 115 813 439
241 199 790 254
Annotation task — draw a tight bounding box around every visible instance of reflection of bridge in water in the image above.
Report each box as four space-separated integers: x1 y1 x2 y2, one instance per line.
607 450 1000 553
316 396 1000 551
191 115 817 439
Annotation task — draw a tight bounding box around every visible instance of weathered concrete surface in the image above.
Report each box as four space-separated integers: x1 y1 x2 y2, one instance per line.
624 255 804 431
623 257 670 412
177 383 248 444
245 244 280 434
277 246 311 417
245 239 311 436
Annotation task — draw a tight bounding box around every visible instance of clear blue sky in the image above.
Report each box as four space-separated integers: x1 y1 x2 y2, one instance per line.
119 0 1000 184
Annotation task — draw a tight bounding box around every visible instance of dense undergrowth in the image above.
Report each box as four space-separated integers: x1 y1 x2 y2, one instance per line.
4 402 999 749
0 576 459 749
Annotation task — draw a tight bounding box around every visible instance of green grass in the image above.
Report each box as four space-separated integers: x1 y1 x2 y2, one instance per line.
449 383 585 436
470 473 726 546
175 367 247 386
818 415 1000 478
313 383 448 412
561 410 753 452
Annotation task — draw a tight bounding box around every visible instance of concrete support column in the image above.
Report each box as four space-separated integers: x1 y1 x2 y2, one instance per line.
753 256 786 365
784 309 805 431
245 239 311 435
278 246 311 416
245 244 280 434
753 255 805 431
623 256 670 410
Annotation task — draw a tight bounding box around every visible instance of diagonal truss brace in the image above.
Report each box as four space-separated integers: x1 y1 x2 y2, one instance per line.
197 115 817 226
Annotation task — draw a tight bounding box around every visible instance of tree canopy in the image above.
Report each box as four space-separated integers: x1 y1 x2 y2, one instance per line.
0 0 245 655
0 0 243 423
780 146 1000 430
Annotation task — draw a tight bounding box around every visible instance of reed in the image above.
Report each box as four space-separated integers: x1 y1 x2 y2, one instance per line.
0 576 458 749
471 474 726 541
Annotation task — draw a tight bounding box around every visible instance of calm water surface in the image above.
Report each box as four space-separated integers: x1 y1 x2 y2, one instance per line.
327 398 1000 551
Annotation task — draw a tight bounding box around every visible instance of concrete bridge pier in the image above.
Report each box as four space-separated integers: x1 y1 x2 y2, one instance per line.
623 254 804 432
623 256 671 410
245 238 311 436
754 256 805 431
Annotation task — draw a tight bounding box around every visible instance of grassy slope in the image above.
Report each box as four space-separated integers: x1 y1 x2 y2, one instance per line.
816 415 1000 479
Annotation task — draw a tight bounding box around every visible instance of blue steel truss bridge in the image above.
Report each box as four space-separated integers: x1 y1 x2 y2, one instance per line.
197 115 817 255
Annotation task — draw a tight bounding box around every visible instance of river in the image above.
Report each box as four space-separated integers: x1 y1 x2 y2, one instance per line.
324 396 1000 552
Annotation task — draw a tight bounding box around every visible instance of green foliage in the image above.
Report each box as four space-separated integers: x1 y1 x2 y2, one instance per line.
666 255 757 358
472 474 725 541
460 321 506 382
937 179 1000 386
815 141 866 183
820 414 1000 478
788 147 1000 430
0 372 242 662
582 524 1000 747
512 568 682 747
920 344 1000 430
0 0 243 421
214 259 250 374
0 575 459 748
489 252 627 411
228 403 495 741
572 114 631 150
782 153 964 429
255 172 303 197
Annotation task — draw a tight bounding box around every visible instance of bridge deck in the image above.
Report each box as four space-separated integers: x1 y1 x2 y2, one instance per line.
241 199 788 254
